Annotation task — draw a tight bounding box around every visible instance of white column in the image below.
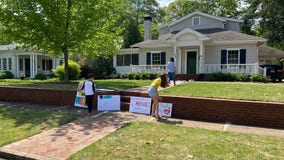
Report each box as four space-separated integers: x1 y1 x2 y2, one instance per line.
35 54 38 76
16 54 19 77
30 54 33 78
113 55 117 68
199 41 205 73
178 48 182 73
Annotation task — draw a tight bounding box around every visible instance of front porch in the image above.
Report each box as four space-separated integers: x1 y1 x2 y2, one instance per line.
116 63 265 76
15 53 62 78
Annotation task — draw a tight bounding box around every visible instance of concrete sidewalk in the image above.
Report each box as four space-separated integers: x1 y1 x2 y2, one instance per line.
0 101 284 160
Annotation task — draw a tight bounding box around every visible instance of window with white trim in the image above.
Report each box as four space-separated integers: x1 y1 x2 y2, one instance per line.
228 50 239 64
2 58 7 70
19 59 23 71
151 52 161 65
116 54 139 66
192 17 200 26
42 59 52 71
8 58 12 70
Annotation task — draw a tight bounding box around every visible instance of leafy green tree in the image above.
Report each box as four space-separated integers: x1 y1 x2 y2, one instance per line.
122 18 143 48
0 0 128 82
164 0 239 22
243 0 284 50
131 0 164 23
121 0 164 48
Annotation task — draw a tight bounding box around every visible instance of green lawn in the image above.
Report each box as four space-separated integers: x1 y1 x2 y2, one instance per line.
0 106 81 147
1 79 284 102
68 122 284 160
0 79 152 91
160 82 284 103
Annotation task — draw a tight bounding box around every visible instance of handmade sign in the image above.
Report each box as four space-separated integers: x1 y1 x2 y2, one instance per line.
158 102 172 117
129 96 151 114
74 82 87 108
97 95 120 111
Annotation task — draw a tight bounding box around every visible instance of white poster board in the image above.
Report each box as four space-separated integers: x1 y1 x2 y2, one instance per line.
74 82 87 108
97 95 121 111
158 102 172 117
129 96 151 115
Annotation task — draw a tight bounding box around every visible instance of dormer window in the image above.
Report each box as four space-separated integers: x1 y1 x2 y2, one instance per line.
192 17 200 26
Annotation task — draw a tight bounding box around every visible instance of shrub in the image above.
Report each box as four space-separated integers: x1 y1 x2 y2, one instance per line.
149 73 158 80
134 74 140 80
112 74 120 79
226 72 238 81
250 73 268 82
209 72 238 81
238 73 251 82
0 71 14 79
209 72 226 81
35 73 47 80
127 73 134 80
139 72 148 80
52 60 81 81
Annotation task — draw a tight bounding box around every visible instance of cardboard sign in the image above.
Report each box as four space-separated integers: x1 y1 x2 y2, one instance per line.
129 96 151 115
74 82 87 108
97 95 120 111
158 102 172 117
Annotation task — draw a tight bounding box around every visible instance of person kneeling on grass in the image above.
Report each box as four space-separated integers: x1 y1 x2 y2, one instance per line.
148 74 168 119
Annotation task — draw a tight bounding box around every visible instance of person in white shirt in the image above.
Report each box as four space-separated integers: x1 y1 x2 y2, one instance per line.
83 73 96 116
167 57 176 86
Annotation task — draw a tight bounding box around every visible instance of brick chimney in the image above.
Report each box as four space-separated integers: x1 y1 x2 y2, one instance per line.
144 15 152 40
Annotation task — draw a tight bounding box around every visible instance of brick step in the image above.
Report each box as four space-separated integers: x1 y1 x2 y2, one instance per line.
121 95 131 102
120 102 130 110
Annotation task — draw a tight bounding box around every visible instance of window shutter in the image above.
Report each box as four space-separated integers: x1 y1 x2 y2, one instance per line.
161 52 166 64
42 59 45 70
221 50 227 64
146 52 151 65
240 49 246 64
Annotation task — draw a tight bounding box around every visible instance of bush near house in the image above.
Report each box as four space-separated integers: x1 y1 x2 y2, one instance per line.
0 71 14 79
52 60 81 81
77 55 115 79
118 72 158 80
34 73 47 80
209 72 268 82
250 73 268 82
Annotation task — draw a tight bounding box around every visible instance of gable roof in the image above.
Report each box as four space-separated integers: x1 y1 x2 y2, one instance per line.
258 45 284 57
167 27 210 42
130 29 266 48
157 11 243 30
0 44 17 50
130 33 172 48
205 30 266 42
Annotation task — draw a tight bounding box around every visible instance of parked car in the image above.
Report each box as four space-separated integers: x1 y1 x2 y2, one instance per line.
261 65 283 82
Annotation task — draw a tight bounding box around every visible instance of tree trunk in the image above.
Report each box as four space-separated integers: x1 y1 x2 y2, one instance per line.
63 48 69 83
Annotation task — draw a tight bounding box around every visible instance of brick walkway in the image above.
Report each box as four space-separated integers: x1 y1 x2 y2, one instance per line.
0 110 151 160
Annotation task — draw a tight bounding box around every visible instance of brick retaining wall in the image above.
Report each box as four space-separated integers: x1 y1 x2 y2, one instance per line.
1 86 284 129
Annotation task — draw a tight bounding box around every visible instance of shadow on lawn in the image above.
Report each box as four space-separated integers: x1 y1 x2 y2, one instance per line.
157 117 183 125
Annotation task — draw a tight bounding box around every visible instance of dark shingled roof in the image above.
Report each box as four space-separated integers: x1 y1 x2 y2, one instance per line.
196 28 227 34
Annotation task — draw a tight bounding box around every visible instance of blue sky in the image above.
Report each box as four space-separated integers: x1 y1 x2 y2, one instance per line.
157 0 175 7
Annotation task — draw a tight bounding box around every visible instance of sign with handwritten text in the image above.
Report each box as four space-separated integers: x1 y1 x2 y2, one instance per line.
97 95 120 111
158 102 172 117
129 96 151 114
74 82 87 108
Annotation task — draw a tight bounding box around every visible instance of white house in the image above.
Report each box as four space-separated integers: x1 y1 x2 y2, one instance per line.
114 11 268 76
0 44 62 78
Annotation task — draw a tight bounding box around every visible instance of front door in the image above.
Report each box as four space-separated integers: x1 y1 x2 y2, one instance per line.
25 58 30 77
186 51 197 74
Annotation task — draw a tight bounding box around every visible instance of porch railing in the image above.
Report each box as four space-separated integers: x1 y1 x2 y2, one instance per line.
116 63 265 75
204 63 263 74
130 65 167 74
